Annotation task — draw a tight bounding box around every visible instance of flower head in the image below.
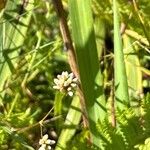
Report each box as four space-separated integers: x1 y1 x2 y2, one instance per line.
39 134 55 150
53 71 78 96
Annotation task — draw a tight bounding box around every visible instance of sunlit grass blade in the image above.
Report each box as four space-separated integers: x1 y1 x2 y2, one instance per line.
113 0 129 109
123 34 142 95
123 34 142 113
69 0 106 147
55 95 81 150
0 0 34 104
125 29 149 46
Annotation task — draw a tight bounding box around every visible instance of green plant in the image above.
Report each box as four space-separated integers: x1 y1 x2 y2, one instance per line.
0 0 150 149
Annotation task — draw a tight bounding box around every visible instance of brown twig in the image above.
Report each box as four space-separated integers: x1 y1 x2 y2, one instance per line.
111 79 116 127
51 0 78 78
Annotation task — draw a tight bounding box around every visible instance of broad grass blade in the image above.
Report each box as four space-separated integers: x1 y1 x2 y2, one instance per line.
69 0 106 147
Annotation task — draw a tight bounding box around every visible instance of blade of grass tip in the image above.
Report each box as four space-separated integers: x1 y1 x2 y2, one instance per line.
113 0 129 109
55 95 81 150
69 0 106 147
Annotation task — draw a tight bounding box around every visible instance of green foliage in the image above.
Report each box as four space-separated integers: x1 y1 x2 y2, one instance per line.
0 0 150 149
67 93 150 150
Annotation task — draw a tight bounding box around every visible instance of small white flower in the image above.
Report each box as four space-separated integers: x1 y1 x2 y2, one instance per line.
45 139 55 145
47 146 52 150
43 134 49 141
72 78 78 82
39 134 55 150
70 83 77 87
39 144 46 150
39 139 44 145
68 91 73 97
38 146 45 150
53 71 78 96
67 87 71 91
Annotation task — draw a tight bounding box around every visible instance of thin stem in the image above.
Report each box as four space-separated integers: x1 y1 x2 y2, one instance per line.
16 107 63 134
111 79 116 127
132 0 150 46
51 0 78 77
7 93 20 117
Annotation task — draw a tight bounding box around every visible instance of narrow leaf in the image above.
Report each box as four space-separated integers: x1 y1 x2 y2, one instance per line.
113 0 129 109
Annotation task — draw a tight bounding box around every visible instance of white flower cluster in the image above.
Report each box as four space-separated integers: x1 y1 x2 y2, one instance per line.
53 71 78 96
39 134 55 150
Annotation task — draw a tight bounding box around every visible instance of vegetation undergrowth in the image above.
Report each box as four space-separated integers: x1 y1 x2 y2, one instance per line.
0 0 150 150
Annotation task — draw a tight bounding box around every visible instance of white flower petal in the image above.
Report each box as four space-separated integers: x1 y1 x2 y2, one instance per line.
59 78 65 85
38 146 45 150
66 78 72 84
43 134 48 141
53 86 60 90
64 78 72 86
45 139 51 144
62 71 68 77
67 87 72 91
71 83 77 87
72 78 78 82
68 91 73 96
64 81 69 87
47 146 52 150
49 140 56 145
39 139 44 145
54 79 59 84
45 139 55 144
57 74 61 79
42 144 46 148
69 73 74 79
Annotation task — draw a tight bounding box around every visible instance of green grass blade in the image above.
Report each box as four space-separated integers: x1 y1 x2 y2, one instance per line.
123 34 142 113
94 17 106 59
54 91 65 133
113 0 129 109
0 0 34 104
123 34 142 95
54 92 65 116
69 0 106 147
55 95 81 150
